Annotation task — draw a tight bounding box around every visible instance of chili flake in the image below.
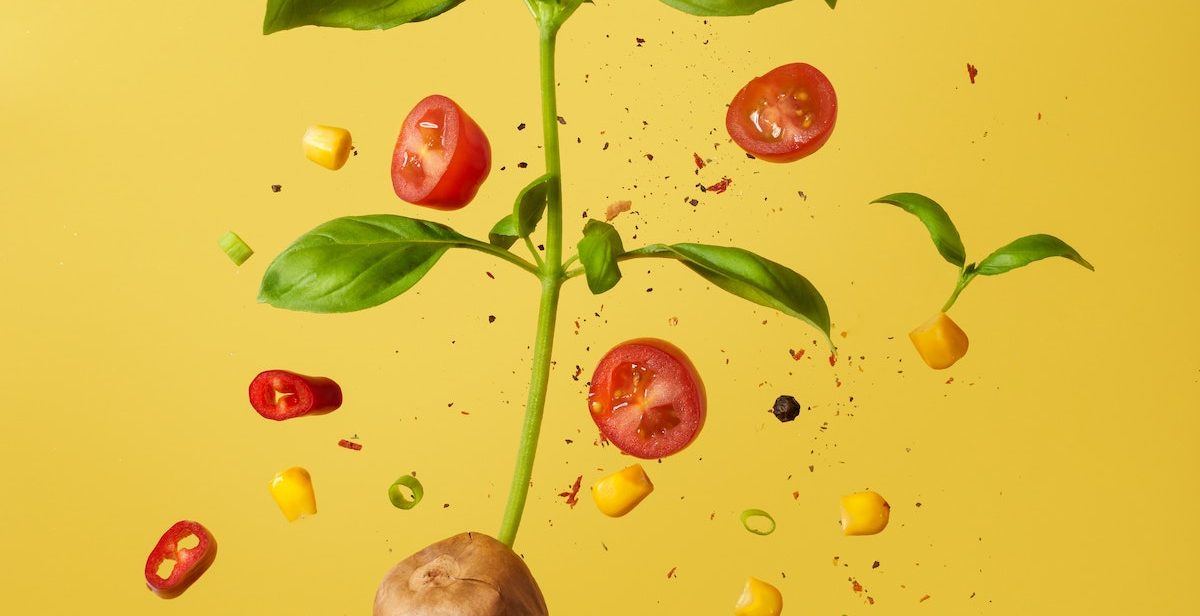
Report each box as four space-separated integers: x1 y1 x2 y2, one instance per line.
558 475 583 508
967 63 979 84
693 152 706 169
337 439 362 451
706 177 732 193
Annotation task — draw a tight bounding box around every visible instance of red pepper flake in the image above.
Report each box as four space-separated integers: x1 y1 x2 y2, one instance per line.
666 566 677 579
693 152 706 169
572 365 583 381
486 271 495 279
868 596 876 605
919 595 931 603
557 475 582 508
792 490 800 500
706 177 732 194
790 348 806 360
852 579 864 593
270 184 282 193
967 63 979 84
337 439 362 451
828 353 837 366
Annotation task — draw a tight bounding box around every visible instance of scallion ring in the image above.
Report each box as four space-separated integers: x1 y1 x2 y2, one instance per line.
388 475 424 510
740 508 776 536
218 231 254 266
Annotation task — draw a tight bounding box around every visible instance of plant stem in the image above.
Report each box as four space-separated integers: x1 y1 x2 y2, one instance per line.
941 270 976 312
497 21 566 548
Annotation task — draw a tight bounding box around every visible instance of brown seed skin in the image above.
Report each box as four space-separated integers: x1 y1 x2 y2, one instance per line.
373 532 548 616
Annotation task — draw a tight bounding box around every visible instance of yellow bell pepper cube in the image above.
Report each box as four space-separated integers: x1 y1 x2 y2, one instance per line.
909 311 969 369
840 490 890 536
302 125 353 170
591 464 654 517
734 577 783 616
269 466 317 522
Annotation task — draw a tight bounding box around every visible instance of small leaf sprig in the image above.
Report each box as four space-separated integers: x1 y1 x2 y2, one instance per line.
871 192 1093 369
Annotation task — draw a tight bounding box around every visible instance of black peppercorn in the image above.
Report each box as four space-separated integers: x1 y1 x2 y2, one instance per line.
772 395 801 422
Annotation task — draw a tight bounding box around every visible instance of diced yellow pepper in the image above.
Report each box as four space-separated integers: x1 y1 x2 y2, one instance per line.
840 490 890 536
590 464 654 517
909 311 969 369
302 125 353 170
734 577 783 616
269 466 317 522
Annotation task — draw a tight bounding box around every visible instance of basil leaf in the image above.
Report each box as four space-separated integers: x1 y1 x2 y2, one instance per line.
628 243 831 343
871 192 967 268
263 0 467 34
577 220 625 294
488 215 519 250
975 234 1094 276
259 215 469 313
657 0 792 16
826 0 837 7
515 174 552 238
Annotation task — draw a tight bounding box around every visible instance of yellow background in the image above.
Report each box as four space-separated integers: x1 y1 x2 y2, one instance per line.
3 1 1198 613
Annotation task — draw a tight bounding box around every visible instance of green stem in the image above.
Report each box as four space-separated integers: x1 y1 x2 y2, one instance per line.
941 269 977 312
459 238 540 276
497 20 567 548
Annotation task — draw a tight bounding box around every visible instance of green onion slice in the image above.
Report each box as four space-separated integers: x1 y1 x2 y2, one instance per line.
388 475 424 510
740 508 776 536
218 231 254 266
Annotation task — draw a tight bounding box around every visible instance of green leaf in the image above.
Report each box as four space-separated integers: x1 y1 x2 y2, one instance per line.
657 0 792 16
577 220 625 294
825 0 837 8
515 174 552 238
628 243 832 344
871 192 967 268
258 215 468 313
975 234 1094 276
488 215 519 250
263 0 467 34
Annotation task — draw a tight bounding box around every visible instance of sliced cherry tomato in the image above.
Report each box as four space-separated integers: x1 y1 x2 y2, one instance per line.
726 62 837 163
248 370 342 421
587 338 706 459
391 94 491 210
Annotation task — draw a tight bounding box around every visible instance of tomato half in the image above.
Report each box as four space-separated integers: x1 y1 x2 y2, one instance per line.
391 95 491 209
726 62 837 163
587 339 706 459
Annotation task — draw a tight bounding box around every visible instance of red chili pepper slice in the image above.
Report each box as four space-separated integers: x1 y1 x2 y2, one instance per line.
248 370 342 421
144 520 217 598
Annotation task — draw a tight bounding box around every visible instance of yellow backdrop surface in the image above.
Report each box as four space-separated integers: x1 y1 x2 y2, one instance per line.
3 1 1198 614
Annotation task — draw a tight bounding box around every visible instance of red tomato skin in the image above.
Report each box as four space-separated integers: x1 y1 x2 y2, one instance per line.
588 338 706 459
391 95 492 210
726 63 837 163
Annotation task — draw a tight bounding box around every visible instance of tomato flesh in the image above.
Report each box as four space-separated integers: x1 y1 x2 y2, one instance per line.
588 339 705 459
391 95 491 210
726 63 837 163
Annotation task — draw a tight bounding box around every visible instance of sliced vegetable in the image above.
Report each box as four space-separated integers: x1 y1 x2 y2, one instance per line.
726 62 837 163
218 231 254 266
840 491 890 536
248 370 342 421
740 509 777 535
588 338 706 459
909 312 969 370
270 467 317 521
302 125 353 170
735 576 784 616
391 94 491 209
389 475 424 510
591 464 654 517
144 520 217 599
